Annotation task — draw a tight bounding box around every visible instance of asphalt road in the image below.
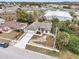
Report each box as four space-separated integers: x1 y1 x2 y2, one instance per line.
0 46 58 59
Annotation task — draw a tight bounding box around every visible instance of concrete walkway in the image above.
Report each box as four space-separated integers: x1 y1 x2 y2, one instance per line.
14 30 36 49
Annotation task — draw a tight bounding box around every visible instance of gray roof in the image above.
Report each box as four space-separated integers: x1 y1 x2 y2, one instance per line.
0 21 27 29
27 22 52 31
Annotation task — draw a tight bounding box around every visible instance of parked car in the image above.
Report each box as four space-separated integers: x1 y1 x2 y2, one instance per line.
0 42 9 48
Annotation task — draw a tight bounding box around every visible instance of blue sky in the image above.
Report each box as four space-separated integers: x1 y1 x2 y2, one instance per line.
0 0 79 2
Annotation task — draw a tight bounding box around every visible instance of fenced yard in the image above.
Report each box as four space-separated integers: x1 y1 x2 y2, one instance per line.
26 34 59 57
28 34 55 48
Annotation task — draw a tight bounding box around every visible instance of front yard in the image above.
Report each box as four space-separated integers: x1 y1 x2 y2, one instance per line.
26 34 59 57
28 34 55 48
0 31 23 42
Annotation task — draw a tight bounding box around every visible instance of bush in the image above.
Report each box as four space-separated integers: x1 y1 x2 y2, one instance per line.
0 31 2 33
69 24 77 31
60 27 74 34
17 19 27 23
67 34 79 54
56 32 70 50
15 29 24 33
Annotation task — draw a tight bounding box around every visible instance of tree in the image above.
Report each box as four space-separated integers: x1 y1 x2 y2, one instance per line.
38 16 45 22
69 24 77 31
51 18 60 33
16 9 28 22
67 34 79 54
65 20 72 27
77 20 79 26
56 32 70 50
69 11 75 16
16 9 34 24
26 14 34 24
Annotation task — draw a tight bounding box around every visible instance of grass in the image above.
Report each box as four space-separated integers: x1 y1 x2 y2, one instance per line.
26 44 79 59
32 35 39 39
0 31 22 40
26 44 59 57
0 31 23 43
59 49 79 59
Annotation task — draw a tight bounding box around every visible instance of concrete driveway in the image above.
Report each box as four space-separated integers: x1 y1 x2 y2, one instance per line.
14 30 36 49
0 46 58 59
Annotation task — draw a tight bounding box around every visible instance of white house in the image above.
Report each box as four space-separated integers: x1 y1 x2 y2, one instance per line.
0 18 5 24
44 10 73 21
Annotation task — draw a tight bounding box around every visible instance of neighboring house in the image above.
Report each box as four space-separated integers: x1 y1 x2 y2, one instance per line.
0 18 5 24
0 6 19 21
0 21 27 33
27 22 52 34
44 10 73 21
75 12 79 20
2 21 27 30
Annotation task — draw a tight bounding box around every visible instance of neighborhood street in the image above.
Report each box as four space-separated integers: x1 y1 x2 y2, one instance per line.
0 46 58 59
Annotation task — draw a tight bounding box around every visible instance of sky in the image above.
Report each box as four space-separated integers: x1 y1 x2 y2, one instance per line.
0 0 79 2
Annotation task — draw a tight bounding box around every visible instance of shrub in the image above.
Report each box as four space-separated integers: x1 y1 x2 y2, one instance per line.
0 31 2 33
60 27 74 34
56 32 70 50
67 34 79 54
15 29 24 33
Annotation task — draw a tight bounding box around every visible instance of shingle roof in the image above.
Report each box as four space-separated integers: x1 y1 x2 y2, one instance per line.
0 21 27 29
27 22 52 31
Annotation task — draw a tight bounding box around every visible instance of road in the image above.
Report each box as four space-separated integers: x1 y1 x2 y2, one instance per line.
0 46 58 59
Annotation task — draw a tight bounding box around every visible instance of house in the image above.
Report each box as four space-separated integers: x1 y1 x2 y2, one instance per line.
44 10 73 21
75 12 79 20
27 22 52 35
0 6 19 21
2 21 27 30
0 21 27 33
0 18 5 24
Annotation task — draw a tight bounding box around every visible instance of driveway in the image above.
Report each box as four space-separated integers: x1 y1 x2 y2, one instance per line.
0 46 58 59
14 30 36 49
